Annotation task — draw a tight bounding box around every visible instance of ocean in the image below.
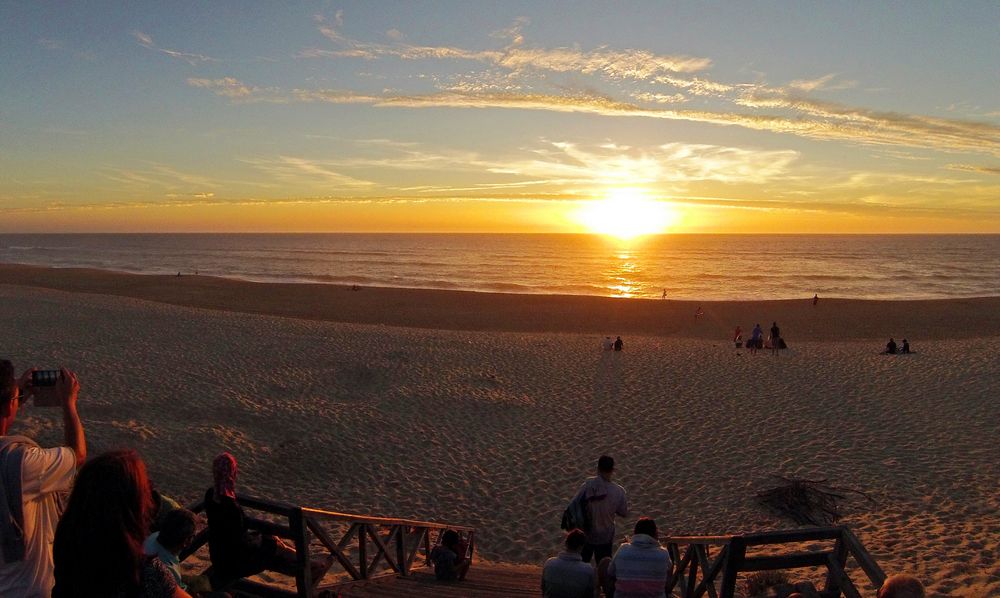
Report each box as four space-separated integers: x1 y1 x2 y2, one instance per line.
1 234 997 300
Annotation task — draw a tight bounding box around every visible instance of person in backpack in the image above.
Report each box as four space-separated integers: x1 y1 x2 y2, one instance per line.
0 360 86 597
572 455 628 564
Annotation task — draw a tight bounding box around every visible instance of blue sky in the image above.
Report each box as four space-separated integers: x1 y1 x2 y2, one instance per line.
1 1 998 232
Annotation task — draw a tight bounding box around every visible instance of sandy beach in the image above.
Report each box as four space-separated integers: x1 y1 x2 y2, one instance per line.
1 266 997 596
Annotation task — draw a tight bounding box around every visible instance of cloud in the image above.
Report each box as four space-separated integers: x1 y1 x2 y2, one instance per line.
788 74 856 92
242 156 376 188
131 30 217 65
303 19 711 78
187 77 257 98
946 164 1000 175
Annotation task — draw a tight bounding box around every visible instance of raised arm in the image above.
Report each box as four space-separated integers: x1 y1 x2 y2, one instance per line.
58 369 86 465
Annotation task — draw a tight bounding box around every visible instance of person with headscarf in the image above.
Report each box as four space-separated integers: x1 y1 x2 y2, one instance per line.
203 453 299 585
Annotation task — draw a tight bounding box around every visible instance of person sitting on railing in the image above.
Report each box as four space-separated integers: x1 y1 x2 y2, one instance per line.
598 517 672 598
203 453 333 588
203 453 299 585
429 530 470 582
541 529 594 598
52 450 191 598
143 508 197 592
878 574 925 598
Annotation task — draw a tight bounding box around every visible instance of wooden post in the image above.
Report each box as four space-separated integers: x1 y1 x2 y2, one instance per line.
396 525 408 577
289 507 312 598
686 547 699 598
719 537 745 598
358 523 368 579
824 532 849 595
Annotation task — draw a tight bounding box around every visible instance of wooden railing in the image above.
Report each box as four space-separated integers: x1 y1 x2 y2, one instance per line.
664 527 887 598
180 494 475 598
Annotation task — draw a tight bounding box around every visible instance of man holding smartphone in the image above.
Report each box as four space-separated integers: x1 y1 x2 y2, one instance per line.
0 359 86 597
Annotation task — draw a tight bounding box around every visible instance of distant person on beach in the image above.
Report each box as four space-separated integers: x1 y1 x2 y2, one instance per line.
572 456 628 564
602 337 614 351
541 529 593 598
813 293 818 306
0 361 85 597
599 517 672 598
770 322 780 341
143 508 197 592
204 453 330 586
901 339 910 354
885 338 897 354
750 323 763 354
430 529 470 582
614 336 623 352
695 306 704 319
53 450 189 598
733 326 743 346
878 574 925 598
661 289 666 300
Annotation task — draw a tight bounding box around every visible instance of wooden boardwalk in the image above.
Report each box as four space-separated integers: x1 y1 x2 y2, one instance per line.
334 564 541 597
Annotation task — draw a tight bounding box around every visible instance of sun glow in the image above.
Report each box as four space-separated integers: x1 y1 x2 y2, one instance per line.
575 188 678 239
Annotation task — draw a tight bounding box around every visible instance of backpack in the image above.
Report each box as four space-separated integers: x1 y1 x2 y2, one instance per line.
560 492 591 532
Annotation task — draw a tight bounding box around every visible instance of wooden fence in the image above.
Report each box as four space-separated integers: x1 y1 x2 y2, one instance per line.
664 526 887 598
179 494 475 598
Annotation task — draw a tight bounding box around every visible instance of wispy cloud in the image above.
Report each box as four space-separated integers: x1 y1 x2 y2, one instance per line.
241 156 376 188
946 164 1000 175
788 74 857 92
303 16 711 78
131 30 217 65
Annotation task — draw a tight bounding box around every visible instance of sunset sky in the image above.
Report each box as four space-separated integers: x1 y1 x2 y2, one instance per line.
2 2 998 233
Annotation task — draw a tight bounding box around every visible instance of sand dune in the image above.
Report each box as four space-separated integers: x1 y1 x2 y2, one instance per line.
0 281 996 597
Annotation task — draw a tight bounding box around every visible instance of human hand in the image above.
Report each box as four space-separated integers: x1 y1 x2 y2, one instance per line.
55 368 80 411
16 368 36 397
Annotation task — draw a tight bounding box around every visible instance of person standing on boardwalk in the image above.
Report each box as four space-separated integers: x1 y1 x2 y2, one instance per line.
0 361 86 598
572 456 628 564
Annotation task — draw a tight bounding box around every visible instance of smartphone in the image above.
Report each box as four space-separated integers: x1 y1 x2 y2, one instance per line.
31 370 61 387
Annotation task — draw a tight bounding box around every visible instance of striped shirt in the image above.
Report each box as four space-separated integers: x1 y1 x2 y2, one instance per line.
607 534 672 598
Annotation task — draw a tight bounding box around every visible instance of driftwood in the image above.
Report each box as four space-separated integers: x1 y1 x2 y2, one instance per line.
755 476 876 526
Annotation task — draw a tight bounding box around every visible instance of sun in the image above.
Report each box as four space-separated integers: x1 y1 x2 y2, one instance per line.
574 188 678 239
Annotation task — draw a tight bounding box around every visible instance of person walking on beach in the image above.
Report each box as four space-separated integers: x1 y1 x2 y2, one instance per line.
572 456 628 565
750 323 763 354
768 321 782 355
661 289 667 300
0 361 86 597
613 337 623 352
602 337 613 351
695 306 704 320
813 293 818 306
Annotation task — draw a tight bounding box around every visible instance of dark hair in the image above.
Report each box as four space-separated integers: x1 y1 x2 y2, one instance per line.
634 517 657 538
157 508 197 554
564 529 586 551
0 360 15 404
53 449 154 597
441 529 460 548
597 455 614 473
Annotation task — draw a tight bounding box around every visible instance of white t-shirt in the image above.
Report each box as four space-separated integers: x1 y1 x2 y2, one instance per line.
0 444 77 598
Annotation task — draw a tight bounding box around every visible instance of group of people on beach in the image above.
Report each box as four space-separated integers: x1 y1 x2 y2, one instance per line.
539 455 926 598
734 321 786 354
601 337 624 352
884 338 911 354
0 360 336 598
